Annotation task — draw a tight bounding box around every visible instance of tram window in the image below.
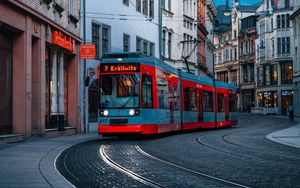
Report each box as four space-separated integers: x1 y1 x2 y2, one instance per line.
204 91 214 112
142 74 153 108
184 88 197 111
229 93 237 112
101 76 112 95
157 75 168 109
217 93 225 112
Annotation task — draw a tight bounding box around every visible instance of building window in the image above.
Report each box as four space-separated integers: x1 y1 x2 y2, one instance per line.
282 14 286 28
277 38 281 54
277 15 281 29
102 26 110 56
281 62 293 84
136 0 141 12
123 34 130 52
162 30 166 57
143 0 148 16
282 37 286 53
287 37 290 53
143 41 148 55
168 0 171 11
123 0 129 6
270 64 278 85
257 66 264 87
150 42 155 56
285 0 290 8
136 36 155 56
149 0 154 18
136 37 142 52
92 23 100 59
168 32 172 59
229 93 237 112
265 65 271 86
286 14 290 27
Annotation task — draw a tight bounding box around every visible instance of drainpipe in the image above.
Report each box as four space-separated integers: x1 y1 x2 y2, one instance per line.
158 0 162 60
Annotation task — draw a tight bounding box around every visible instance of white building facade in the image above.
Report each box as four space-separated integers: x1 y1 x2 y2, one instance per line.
161 0 198 74
255 0 295 115
81 0 159 123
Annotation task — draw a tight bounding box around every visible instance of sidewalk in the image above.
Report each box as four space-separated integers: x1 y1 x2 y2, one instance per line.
266 116 300 149
0 131 99 188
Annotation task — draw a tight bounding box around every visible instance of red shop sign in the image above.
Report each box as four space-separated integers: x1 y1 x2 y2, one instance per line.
52 31 74 52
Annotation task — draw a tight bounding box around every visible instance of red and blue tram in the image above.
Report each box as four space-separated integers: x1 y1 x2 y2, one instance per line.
97 53 238 136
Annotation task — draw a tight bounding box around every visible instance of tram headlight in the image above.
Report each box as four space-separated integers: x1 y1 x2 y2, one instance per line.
129 109 135 116
103 110 109 116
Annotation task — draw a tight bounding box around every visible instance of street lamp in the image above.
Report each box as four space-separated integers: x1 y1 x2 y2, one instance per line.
223 0 232 16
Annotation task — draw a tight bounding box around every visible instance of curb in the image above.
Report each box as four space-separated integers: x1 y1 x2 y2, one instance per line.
265 124 300 149
39 134 100 188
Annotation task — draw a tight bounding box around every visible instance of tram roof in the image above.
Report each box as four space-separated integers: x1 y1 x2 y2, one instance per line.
180 71 214 86
215 81 237 90
101 53 236 90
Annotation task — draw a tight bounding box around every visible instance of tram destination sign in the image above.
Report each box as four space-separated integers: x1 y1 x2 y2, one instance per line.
100 63 140 73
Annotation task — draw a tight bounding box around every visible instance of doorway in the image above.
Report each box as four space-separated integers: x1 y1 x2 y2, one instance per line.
0 29 12 134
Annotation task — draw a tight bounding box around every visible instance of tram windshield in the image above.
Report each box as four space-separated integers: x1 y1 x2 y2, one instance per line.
99 74 140 108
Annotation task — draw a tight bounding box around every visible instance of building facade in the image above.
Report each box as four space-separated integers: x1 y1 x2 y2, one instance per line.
214 2 258 111
239 15 257 112
82 0 159 122
255 0 295 115
0 0 81 138
290 3 300 117
205 0 217 78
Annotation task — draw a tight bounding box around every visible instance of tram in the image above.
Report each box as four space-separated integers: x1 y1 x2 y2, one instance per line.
97 52 238 136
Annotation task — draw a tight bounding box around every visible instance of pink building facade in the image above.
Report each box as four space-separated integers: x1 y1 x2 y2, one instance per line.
0 0 81 140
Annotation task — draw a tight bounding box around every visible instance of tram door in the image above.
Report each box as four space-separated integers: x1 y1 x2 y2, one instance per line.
198 90 203 122
168 84 175 124
225 95 229 121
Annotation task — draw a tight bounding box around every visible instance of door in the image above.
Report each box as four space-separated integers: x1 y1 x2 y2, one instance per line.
0 30 12 134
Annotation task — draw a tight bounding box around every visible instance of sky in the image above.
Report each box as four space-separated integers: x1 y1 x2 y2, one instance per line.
214 0 262 6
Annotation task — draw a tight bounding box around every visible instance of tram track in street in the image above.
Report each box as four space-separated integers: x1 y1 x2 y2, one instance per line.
195 132 300 169
99 144 166 188
134 143 250 188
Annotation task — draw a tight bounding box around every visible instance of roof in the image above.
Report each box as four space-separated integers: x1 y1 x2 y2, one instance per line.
290 7 300 20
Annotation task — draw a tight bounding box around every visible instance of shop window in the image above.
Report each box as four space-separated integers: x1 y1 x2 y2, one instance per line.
142 74 153 108
204 91 213 112
217 93 224 112
258 91 278 108
184 88 197 111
